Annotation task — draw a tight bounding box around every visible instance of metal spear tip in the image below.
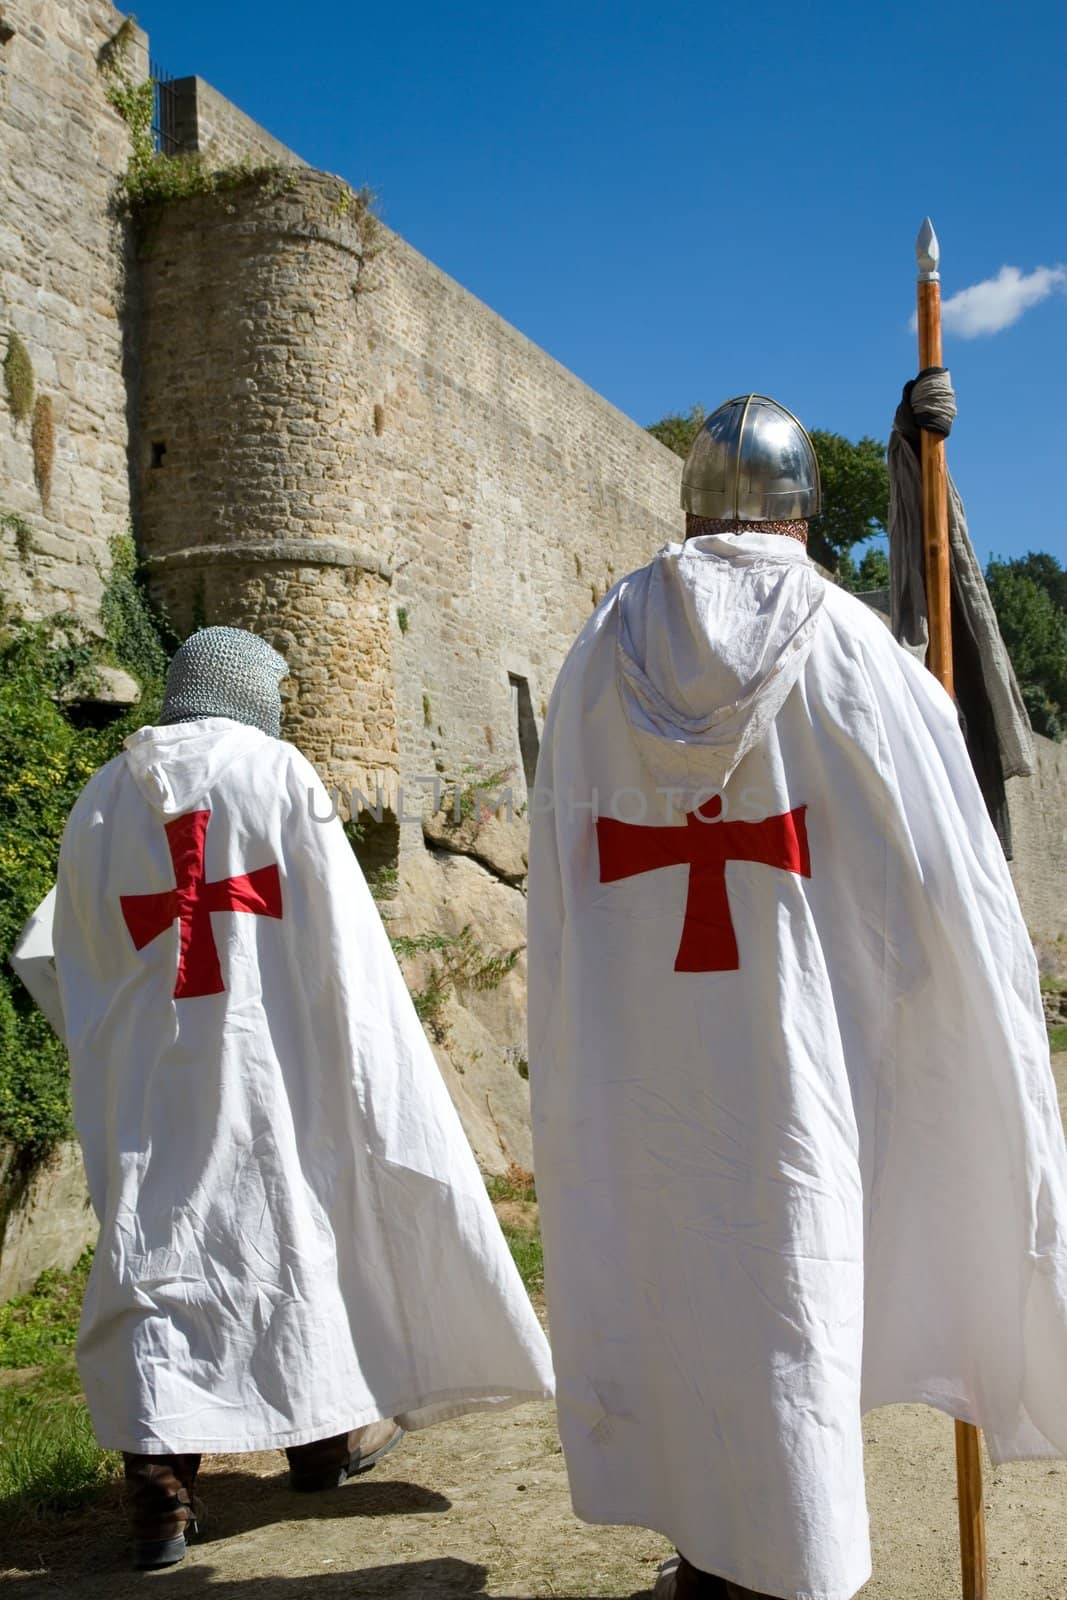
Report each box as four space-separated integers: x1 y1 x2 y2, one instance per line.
916 216 940 281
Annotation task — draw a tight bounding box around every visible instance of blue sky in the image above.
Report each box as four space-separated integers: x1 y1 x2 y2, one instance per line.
137 0 1065 568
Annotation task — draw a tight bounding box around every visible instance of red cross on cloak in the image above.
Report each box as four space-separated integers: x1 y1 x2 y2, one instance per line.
120 810 283 999
596 795 810 972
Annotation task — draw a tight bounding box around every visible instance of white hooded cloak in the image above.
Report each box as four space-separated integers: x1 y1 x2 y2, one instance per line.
527 532 1067 1600
51 718 553 1454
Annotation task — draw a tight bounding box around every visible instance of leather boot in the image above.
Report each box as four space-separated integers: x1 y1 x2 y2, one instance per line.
123 1452 201 1569
287 1419 403 1491
655 1553 782 1599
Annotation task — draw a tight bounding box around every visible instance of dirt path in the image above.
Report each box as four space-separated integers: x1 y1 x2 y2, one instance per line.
4 1401 1066 1600
5 1059 1067 1600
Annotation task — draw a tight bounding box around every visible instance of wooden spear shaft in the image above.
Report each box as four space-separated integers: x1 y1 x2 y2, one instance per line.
915 215 987 1600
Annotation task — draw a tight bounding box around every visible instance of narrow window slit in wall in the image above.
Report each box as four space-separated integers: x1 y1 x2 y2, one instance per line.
150 441 167 468
509 673 540 790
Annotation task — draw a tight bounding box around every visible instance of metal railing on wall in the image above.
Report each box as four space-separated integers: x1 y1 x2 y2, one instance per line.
151 62 179 155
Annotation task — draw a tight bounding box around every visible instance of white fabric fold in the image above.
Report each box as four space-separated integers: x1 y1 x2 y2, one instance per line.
528 533 1067 1600
52 721 553 1453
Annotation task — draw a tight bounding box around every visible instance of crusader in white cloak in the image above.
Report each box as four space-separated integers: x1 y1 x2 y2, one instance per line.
527 396 1067 1600
38 627 552 1567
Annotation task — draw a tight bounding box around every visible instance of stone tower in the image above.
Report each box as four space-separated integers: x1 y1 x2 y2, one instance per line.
137 171 397 804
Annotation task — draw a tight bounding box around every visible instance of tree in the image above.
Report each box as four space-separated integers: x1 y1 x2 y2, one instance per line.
1000 550 1067 613
985 556 1067 740
646 405 706 459
836 545 890 593
646 410 889 572
805 431 889 571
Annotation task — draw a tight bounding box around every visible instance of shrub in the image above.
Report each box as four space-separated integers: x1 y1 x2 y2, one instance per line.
0 622 104 1153
0 542 172 1157
100 533 173 697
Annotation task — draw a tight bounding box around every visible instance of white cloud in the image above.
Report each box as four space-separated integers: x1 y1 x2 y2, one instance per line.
935 264 1067 338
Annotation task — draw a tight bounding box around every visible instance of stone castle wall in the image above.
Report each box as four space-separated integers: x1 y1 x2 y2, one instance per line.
168 75 307 171
2 3 1066 1293
136 170 683 817
133 167 683 1189
1010 733 1067 944
367 230 682 812
0 0 142 620
136 173 399 792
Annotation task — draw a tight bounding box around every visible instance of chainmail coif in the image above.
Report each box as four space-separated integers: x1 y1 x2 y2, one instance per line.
160 627 290 738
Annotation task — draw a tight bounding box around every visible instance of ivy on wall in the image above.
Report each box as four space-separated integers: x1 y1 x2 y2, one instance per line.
98 44 382 264
0 537 174 1159
0 512 33 562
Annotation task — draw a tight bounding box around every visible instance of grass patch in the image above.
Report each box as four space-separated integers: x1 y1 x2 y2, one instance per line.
0 1374 120 1518
0 1250 91 1368
1049 1024 1067 1054
488 1165 543 1292
0 1251 121 1519
486 1162 537 1205
0 1212 545 1524
499 1224 544 1294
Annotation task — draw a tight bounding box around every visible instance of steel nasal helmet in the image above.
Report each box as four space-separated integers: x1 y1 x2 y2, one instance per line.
680 394 822 521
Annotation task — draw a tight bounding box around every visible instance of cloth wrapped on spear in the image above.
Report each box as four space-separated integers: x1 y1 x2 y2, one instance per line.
887 366 1034 854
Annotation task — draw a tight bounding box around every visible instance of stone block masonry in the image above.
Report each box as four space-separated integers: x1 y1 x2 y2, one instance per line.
371 230 683 814
168 75 307 170
0 0 680 818
1009 733 1067 943
0 0 143 620
137 172 401 791
0 1140 96 1301
2 3 1066 1300
135 168 683 822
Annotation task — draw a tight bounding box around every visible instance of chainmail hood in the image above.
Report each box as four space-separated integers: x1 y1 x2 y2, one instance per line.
159 627 289 738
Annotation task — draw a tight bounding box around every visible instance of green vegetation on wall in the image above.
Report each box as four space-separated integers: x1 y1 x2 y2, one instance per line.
0 538 174 1158
3 334 34 424
390 925 521 1044
1 512 33 561
100 49 381 267
103 73 154 180
100 534 171 689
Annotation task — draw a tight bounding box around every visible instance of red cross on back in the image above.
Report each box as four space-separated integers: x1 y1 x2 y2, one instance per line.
597 795 810 972
120 810 283 999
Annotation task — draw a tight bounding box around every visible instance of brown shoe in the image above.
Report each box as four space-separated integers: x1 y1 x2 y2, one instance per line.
654 1554 779 1599
123 1452 201 1569
287 1420 404 1492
